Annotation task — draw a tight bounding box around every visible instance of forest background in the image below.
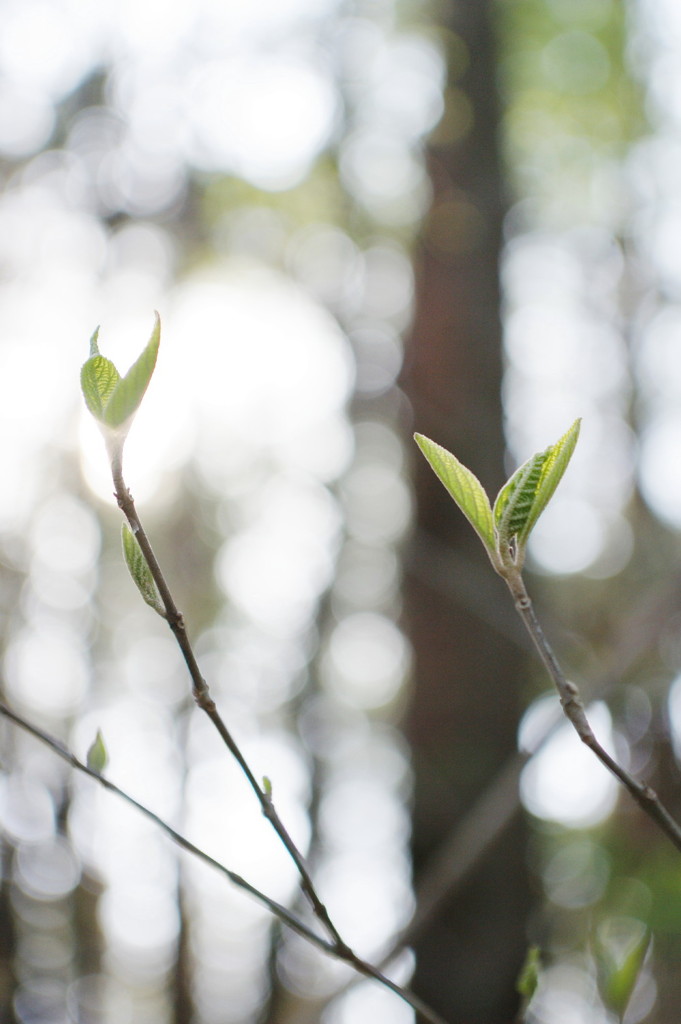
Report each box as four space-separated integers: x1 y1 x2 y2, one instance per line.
1 0 681 1022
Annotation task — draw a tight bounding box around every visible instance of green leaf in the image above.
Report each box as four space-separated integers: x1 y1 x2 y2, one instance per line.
103 312 161 428
594 918 651 1020
122 523 165 617
80 355 121 420
516 945 541 1000
262 776 273 799
86 728 108 773
517 418 581 545
414 433 495 555
493 419 581 564
80 313 161 430
493 450 548 551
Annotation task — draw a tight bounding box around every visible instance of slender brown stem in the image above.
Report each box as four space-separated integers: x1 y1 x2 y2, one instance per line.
0 700 448 1024
0 701 326 949
107 464 448 1024
337 559 681 1011
111 464 345 946
503 568 681 855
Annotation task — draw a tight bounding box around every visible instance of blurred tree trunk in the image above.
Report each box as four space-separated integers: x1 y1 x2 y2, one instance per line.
402 1 531 1020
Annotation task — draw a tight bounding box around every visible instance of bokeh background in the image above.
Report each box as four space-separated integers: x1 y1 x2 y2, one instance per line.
1 0 681 1021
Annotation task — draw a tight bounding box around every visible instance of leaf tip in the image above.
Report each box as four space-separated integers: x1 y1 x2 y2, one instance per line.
148 310 161 354
89 326 101 357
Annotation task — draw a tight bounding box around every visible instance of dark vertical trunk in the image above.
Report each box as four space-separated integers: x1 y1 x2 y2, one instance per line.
0 844 17 1024
402 1 531 1020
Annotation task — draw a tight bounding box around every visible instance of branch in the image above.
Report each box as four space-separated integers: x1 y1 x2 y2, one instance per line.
0 700 327 947
107 464 448 1024
0 699 449 1024
339 558 681 1001
112 463 345 940
503 567 681 855
415 421 681 857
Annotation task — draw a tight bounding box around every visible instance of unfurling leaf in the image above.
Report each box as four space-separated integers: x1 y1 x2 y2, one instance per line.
516 418 581 545
493 450 548 553
493 418 581 567
122 523 165 617
80 313 161 432
414 433 496 557
262 776 273 799
80 352 120 420
86 728 108 773
103 313 161 428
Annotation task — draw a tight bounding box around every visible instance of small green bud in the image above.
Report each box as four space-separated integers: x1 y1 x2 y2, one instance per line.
122 524 165 617
86 729 108 774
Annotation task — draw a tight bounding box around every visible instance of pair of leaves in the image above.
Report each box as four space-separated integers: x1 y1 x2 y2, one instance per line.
414 419 581 572
81 312 160 433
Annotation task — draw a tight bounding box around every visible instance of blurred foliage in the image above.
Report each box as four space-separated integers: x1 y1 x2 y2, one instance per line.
498 0 645 225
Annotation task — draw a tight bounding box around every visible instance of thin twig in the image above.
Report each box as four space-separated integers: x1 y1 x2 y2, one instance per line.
0 699 449 1024
112 463 345 947
107 464 448 1024
504 567 681 855
340 559 681 1000
0 701 325 948
403 539 681 946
